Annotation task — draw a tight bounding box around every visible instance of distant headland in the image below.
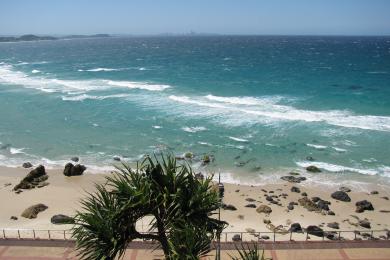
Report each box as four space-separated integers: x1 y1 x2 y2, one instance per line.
0 34 111 43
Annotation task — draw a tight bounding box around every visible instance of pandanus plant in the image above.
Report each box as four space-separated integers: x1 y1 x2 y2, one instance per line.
72 154 226 260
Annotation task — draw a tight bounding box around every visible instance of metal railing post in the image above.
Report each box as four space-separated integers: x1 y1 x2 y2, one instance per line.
3 229 5 239
273 231 276 242
64 230 66 240
48 230 51 240
354 231 356 240
33 229 36 239
17 229 20 239
306 231 308 241
225 233 227 242
371 231 374 240
338 231 341 240
290 231 292 241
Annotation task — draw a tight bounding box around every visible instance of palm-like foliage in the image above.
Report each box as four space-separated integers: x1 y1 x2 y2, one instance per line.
73 154 226 260
230 243 272 260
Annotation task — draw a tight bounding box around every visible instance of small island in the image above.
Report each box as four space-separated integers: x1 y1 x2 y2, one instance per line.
0 34 111 43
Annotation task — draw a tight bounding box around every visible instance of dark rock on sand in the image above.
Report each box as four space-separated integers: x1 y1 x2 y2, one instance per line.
245 204 257 208
266 196 274 202
359 220 371 229
355 200 374 213
13 165 48 190
245 198 256 202
232 234 241 242
327 222 340 229
298 197 320 212
328 210 335 216
291 186 301 193
51 214 75 224
306 165 321 172
256 205 272 214
280 176 307 183
306 225 324 237
287 204 294 210
290 223 303 233
317 200 330 211
70 157 79 162
260 235 270 240
21 204 48 219
10 216 18 220
381 196 389 200
331 191 351 202
63 163 86 176
222 204 237 211
370 191 379 195
301 192 308 197
113 156 121 161
22 162 33 168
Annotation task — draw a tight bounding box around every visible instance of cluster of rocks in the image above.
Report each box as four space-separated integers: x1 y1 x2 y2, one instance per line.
13 165 49 191
63 163 86 176
298 196 333 215
280 175 307 183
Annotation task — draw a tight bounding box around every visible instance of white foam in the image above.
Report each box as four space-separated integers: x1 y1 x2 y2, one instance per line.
152 125 162 129
79 68 122 72
332 147 347 152
31 69 40 74
228 136 249 142
296 161 378 176
9 147 26 154
198 141 212 146
0 64 171 95
168 94 390 132
306 143 327 149
182 126 207 133
105 80 170 91
61 94 130 101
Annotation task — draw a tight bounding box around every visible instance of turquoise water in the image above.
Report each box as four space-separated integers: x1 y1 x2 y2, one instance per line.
0 36 390 185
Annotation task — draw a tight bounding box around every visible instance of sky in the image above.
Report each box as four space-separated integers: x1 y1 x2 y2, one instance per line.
0 0 390 36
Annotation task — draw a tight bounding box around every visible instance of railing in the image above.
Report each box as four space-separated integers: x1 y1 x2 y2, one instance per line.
0 228 389 242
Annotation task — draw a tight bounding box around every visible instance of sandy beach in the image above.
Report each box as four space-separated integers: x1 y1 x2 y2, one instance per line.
0 165 390 241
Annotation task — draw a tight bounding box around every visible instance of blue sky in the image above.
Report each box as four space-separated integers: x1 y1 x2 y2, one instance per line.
0 0 389 36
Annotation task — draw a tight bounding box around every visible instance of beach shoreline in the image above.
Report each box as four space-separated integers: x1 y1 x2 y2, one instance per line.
1 164 389 241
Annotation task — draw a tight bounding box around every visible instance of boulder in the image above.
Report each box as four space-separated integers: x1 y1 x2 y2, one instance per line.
280 176 307 183
184 152 193 159
51 214 74 224
22 162 33 168
331 191 351 202
317 200 330 211
113 156 121 161
327 222 340 229
359 220 371 229
21 204 48 219
355 200 374 213
202 154 211 164
306 225 324 237
222 204 237 211
232 234 241 242
306 165 321 173
328 210 335 216
63 163 86 176
301 192 308 197
287 204 294 210
70 157 79 162
256 205 272 214
370 191 379 195
13 165 48 190
289 172 300 176
290 223 302 233
245 204 257 208
260 235 270 240
10 216 18 220
245 198 256 202
291 186 301 193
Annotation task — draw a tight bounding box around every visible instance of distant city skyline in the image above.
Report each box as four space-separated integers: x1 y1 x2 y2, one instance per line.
1 0 390 36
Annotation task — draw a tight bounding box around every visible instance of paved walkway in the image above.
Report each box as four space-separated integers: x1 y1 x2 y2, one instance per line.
0 240 389 259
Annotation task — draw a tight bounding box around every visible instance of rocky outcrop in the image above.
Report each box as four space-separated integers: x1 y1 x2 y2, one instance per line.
290 223 303 233
359 220 371 229
13 165 48 190
280 176 306 183
306 165 321 172
63 163 86 176
256 205 272 214
222 204 237 211
355 200 374 213
298 197 331 213
22 162 33 168
51 214 74 224
331 191 351 202
306 225 324 237
21 204 48 219
327 222 340 229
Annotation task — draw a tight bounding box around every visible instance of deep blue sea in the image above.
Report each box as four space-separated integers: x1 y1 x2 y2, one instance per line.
1 36 390 187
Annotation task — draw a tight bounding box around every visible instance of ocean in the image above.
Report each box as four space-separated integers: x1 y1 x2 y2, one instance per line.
1 36 390 187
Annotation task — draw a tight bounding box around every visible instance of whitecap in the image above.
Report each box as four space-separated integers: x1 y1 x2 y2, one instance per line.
332 147 347 152
105 80 170 91
79 68 122 72
9 147 26 154
182 126 207 133
61 94 131 101
228 136 249 142
31 69 40 74
296 161 378 175
306 143 327 150
198 141 212 146
153 125 162 129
